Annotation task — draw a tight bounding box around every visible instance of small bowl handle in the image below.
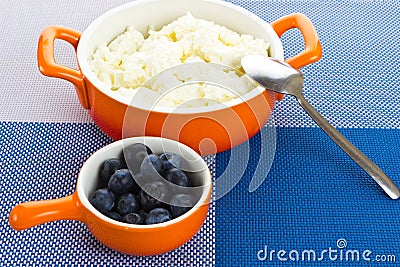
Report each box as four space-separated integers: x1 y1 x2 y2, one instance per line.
271 13 323 100
37 26 90 109
9 192 84 230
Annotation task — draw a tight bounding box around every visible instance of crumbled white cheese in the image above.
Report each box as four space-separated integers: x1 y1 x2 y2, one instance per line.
89 13 269 108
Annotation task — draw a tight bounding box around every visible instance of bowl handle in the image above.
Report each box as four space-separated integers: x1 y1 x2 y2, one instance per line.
271 13 322 100
37 26 90 109
9 192 84 230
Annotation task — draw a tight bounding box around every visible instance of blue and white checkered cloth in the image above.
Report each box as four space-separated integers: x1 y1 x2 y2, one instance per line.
1 0 399 266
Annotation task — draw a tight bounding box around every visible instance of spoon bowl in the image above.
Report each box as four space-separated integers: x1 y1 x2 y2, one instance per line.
241 55 304 96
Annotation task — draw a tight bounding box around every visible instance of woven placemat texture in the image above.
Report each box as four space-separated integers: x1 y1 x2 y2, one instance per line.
1 0 399 266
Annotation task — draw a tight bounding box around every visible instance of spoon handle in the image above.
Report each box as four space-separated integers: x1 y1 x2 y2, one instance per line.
295 93 400 200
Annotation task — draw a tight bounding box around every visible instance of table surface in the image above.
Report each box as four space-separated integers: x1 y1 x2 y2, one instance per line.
1 0 400 266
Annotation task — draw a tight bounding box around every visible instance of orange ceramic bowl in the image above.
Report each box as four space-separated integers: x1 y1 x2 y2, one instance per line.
37 0 322 155
9 137 212 256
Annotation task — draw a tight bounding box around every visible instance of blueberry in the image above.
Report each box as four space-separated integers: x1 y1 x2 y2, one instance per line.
122 213 144 224
108 169 138 196
124 143 152 174
160 152 182 171
106 211 122 221
138 209 147 219
140 154 163 181
164 168 189 187
131 172 145 192
145 208 172 225
100 158 122 184
89 188 115 214
139 181 169 211
116 193 140 215
170 194 194 218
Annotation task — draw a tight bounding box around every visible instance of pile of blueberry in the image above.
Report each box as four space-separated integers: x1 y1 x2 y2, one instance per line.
89 143 195 225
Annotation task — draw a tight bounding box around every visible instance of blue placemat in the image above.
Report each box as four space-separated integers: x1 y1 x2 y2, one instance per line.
216 127 400 266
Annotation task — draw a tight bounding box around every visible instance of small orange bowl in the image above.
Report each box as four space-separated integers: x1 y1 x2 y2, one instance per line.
9 137 212 256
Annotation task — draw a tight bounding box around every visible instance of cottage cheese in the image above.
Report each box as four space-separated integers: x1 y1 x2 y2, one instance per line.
89 13 269 108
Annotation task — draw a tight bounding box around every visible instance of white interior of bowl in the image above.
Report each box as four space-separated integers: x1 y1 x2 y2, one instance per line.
77 0 284 113
77 136 212 228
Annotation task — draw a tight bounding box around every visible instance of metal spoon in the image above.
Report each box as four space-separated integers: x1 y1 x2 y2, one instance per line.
241 54 400 200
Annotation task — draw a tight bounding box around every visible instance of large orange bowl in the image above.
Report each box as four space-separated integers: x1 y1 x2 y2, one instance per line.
9 137 212 256
37 0 322 155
